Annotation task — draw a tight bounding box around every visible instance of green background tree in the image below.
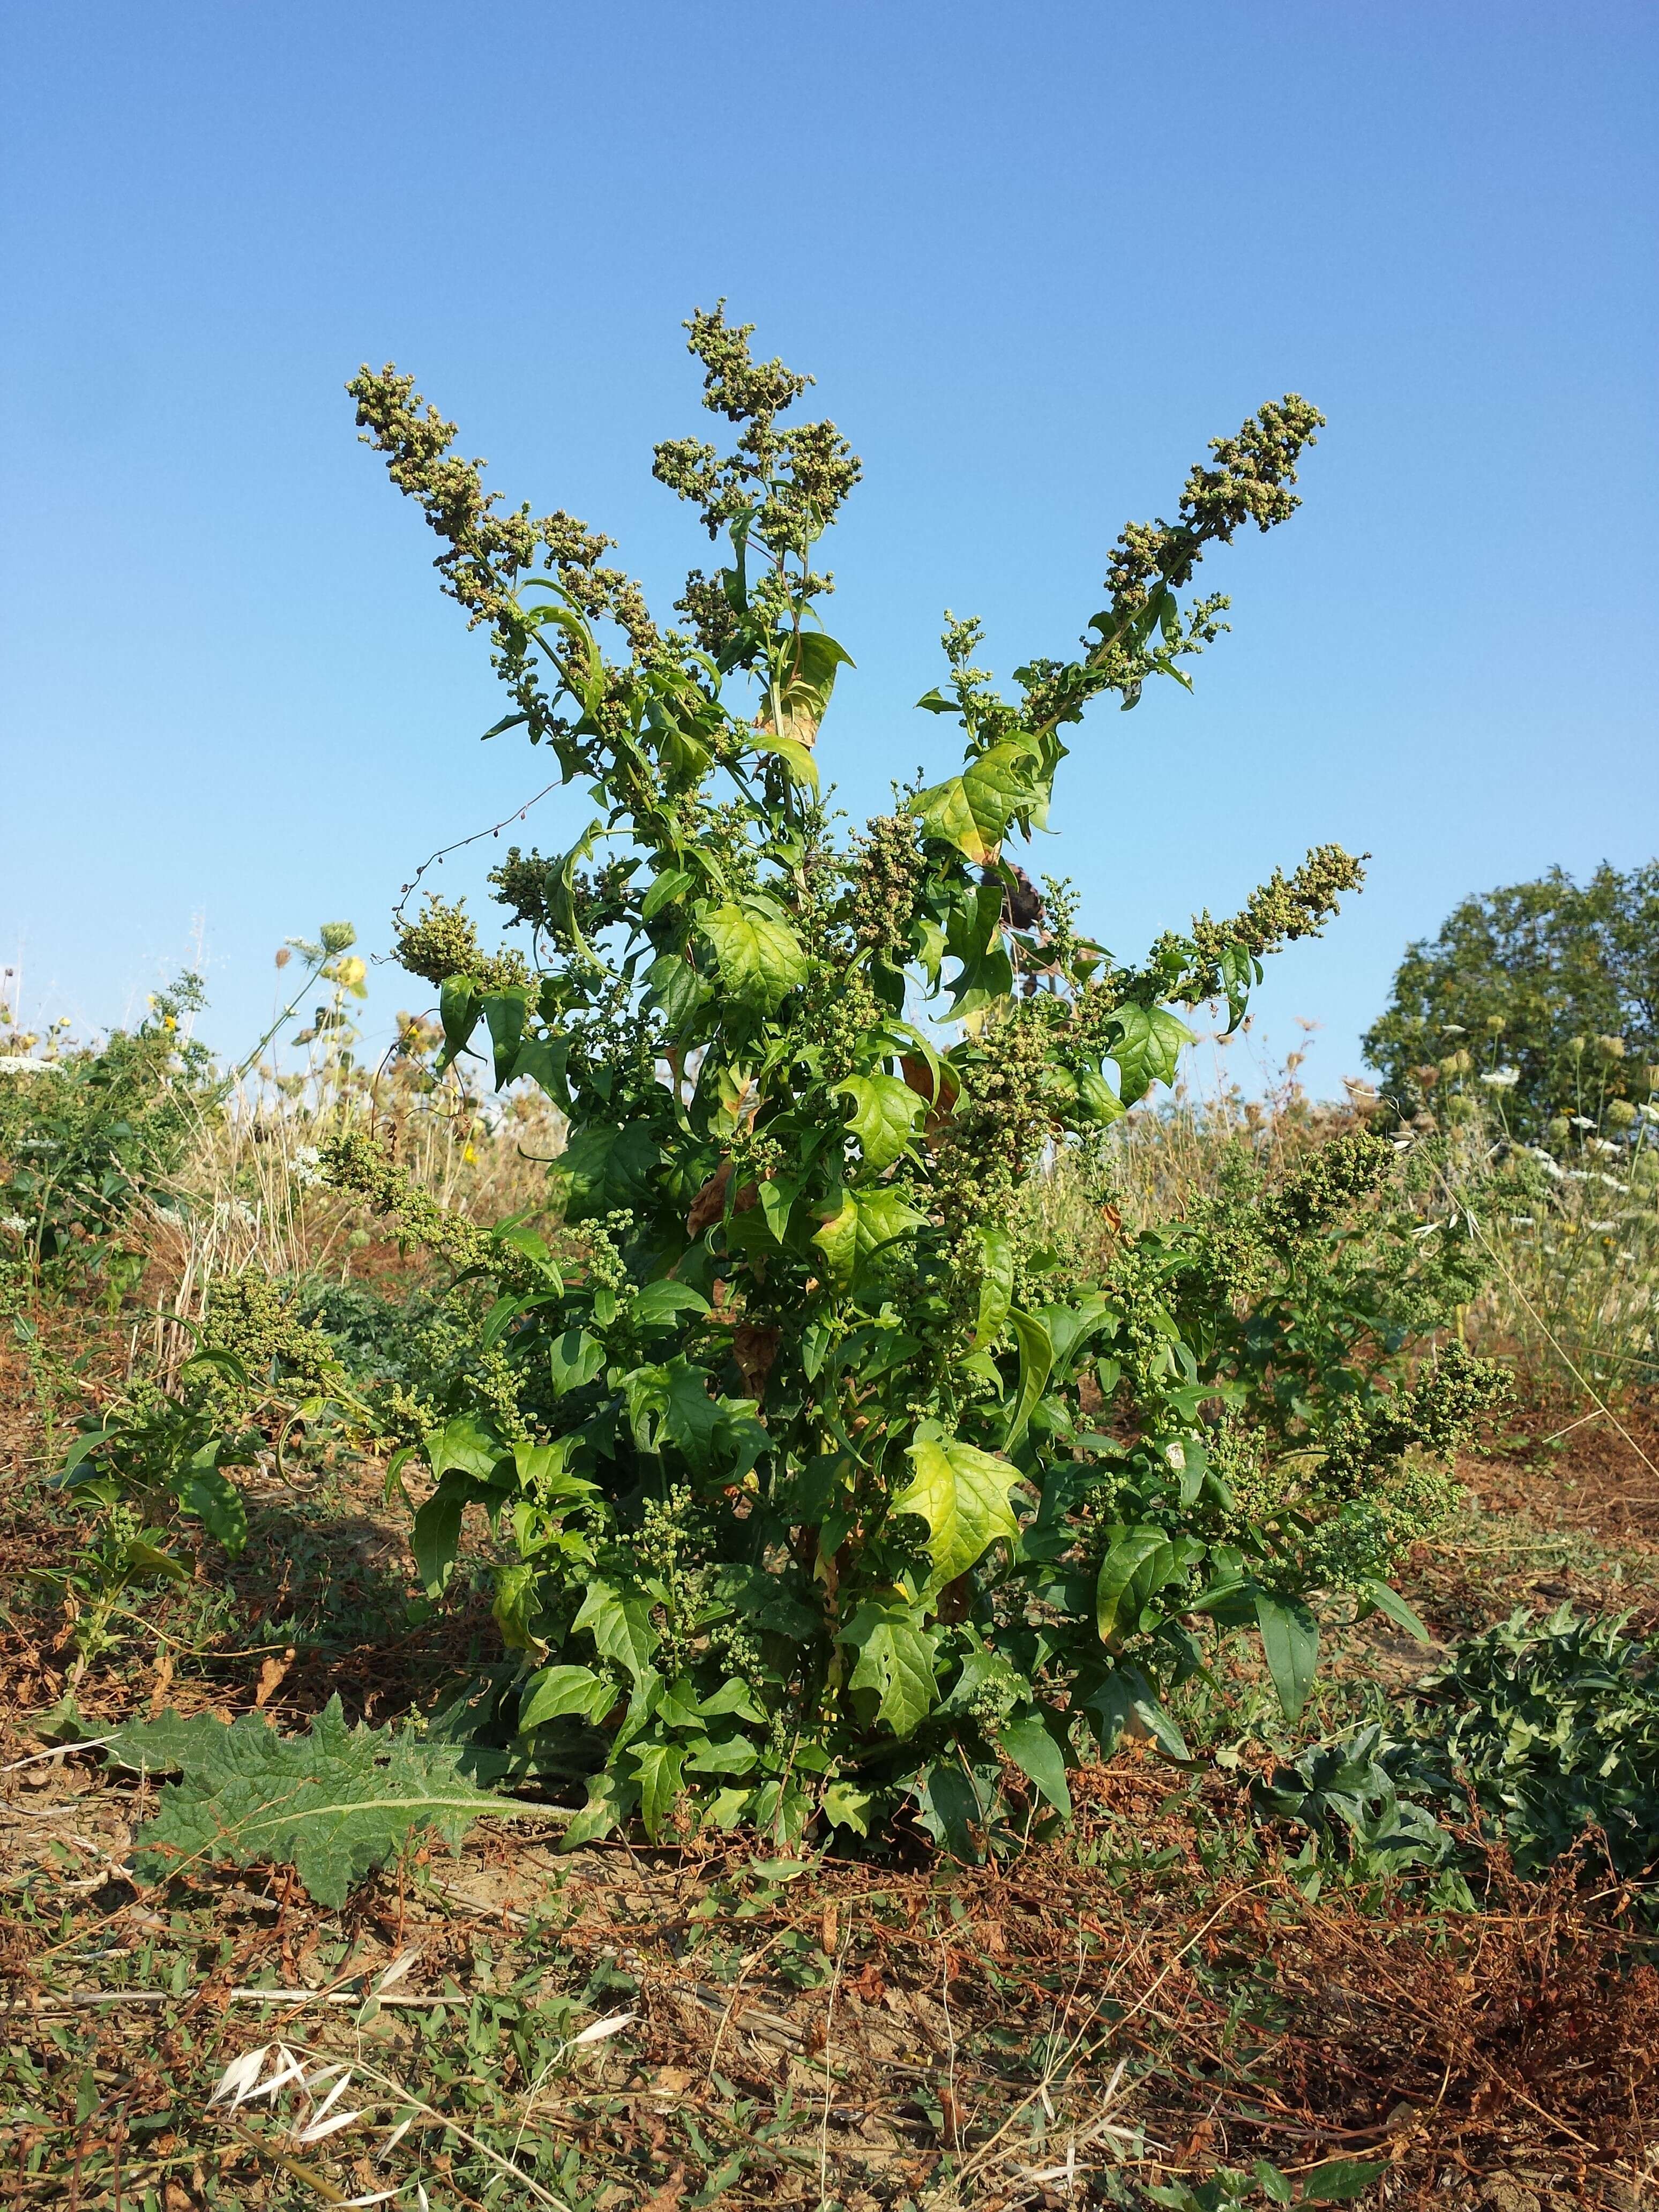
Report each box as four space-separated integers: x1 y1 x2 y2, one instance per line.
1363 863 1659 1139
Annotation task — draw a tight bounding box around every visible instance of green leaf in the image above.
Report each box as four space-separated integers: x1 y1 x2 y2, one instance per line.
658 1359 723 1473
821 1780 879 1836
915 1761 983 1862
837 1072 924 1175
1096 1527 1174 1643
555 1120 662 1223
1300 2160 1389 2203
1219 941 1257 1032
973 1225 1014 1349
125 1539 191 1585
631 1739 687 1840
812 1192 859 1289
549 1328 606 1394
437 975 482 1070
1074 1067 1126 1127
429 1415 506 1481
507 1032 571 1108
411 1473 475 1597
1003 1310 1053 1451
996 1711 1072 1817
1108 1003 1194 1107
853 1185 928 1258
641 867 696 922
518 1664 615 1731
481 989 529 1090
1358 1576 1432 1645
644 951 706 1032
1082 1665 1191 1760
110 1698 500 1908
960 742 1041 851
841 1600 939 1737
178 1466 247 1556
893 1436 1022 1590
560 1769 631 1852
751 729 820 791
633 1280 713 1329
701 899 810 1010
757 1169 800 1242
684 1733 758 1776
573 1581 659 1683
1254 1589 1320 1720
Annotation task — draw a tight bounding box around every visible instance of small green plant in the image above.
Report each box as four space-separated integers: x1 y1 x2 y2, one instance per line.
1259 1605 1659 1915
106 1695 501 1905
0 974 214 1299
1147 2157 1386 2209
1250 1719 1454 1877
57 1348 261 1556
326 309 1501 1850
1407 1604 1659 1888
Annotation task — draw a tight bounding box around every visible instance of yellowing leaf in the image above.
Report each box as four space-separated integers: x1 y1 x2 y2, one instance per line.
907 742 1041 864
893 1436 1022 1592
908 772 988 862
812 1192 860 1287
757 631 854 749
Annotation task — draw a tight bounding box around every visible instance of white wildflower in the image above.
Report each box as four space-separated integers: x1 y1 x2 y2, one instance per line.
1479 1066 1520 1088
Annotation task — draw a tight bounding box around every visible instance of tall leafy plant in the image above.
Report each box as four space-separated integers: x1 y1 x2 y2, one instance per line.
330 311 1499 1851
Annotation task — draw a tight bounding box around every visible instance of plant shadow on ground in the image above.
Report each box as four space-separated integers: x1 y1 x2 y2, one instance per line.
0 1327 506 1738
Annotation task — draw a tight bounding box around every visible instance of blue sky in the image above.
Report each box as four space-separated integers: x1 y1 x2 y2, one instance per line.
4 2 1654 1096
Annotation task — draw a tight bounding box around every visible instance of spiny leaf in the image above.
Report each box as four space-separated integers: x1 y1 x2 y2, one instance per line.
108 1698 503 1908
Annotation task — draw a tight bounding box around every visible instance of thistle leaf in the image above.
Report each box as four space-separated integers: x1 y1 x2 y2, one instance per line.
106 1698 501 1908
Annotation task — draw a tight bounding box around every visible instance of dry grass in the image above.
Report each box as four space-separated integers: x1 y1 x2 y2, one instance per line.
125 1057 566 1387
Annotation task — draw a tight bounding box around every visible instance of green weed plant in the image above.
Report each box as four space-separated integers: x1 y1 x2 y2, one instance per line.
295 311 1505 1852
